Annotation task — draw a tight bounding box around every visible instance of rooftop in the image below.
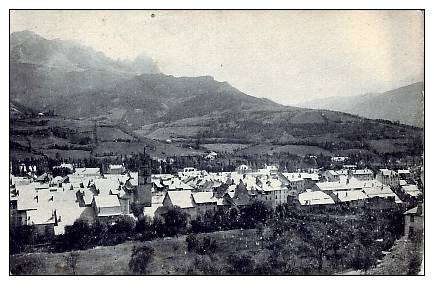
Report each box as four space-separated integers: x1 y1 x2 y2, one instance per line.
299 191 335 206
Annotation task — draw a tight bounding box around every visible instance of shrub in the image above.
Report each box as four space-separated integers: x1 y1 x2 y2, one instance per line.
227 254 255 275
186 234 199 252
191 255 221 275
10 255 45 275
129 245 155 275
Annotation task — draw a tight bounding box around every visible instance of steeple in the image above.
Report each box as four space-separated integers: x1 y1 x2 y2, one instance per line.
137 146 152 206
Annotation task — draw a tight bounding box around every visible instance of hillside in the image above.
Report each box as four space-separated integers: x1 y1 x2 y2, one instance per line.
9 31 424 161
299 83 424 128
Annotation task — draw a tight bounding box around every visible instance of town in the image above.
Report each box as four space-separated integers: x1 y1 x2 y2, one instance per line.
9 147 424 275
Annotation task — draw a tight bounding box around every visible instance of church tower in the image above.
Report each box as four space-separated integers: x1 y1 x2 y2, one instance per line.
137 147 152 207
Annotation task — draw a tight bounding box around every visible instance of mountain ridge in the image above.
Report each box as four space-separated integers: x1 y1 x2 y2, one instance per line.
10 31 423 160
298 82 424 128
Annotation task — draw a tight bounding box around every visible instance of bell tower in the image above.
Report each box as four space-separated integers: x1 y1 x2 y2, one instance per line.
137 147 152 206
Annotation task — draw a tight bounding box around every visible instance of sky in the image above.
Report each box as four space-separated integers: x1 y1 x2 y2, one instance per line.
10 10 424 105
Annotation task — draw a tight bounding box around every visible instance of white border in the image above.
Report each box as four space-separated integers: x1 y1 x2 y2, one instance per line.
1 1 432 294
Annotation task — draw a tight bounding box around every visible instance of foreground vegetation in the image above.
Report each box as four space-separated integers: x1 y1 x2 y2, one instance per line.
10 202 407 275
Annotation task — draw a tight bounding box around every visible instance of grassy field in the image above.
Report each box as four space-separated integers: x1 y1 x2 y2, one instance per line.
235 144 332 156
10 229 262 275
201 143 250 153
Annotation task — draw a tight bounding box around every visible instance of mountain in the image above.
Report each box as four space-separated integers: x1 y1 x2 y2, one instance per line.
298 82 424 128
10 30 160 74
10 31 423 161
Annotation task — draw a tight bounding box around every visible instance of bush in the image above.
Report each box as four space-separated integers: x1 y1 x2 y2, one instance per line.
186 234 199 252
186 234 217 255
109 215 136 235
191 255 221 275
129 245 155 275
10 255 44 275
227 254 255 275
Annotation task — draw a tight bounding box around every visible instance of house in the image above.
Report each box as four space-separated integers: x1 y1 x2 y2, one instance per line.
74 167 101 177
92 194 122 218
351 169 374 181
401 185 423 198
298 191 335 206
162 190 197 219
322 170 340 182
258 180 288 209
397 169 411 180
362 186 402 209
236 164 251 174
205 152 218 160
333 190 369 208
192 192 218 216
331 156 348 162
12 182 95 238
403 204 424 237
376 169 399 188
313 178 382 193
108 164 125 174
143 192 166 218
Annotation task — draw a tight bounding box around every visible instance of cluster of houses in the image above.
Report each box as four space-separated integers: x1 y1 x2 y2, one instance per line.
10 158 424 241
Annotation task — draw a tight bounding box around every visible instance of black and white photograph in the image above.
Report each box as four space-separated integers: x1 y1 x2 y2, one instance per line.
8 9 425 276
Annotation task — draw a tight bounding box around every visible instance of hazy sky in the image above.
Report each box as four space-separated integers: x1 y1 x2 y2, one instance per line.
10 10 424 105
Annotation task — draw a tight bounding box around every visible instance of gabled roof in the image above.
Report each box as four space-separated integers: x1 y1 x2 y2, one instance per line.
94 194 121 208
404 204 424 216
363 186 396 197
335 190 368 202
192 192 216 204
299 191 335 206
166 190 195 208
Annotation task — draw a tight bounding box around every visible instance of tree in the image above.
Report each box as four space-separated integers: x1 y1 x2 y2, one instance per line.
56 220 95 251
129 245 155 275
109 215 136 235
240 200 272 228
163 207 188 237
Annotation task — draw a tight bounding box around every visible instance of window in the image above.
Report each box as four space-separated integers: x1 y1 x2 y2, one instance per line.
410 215 415 223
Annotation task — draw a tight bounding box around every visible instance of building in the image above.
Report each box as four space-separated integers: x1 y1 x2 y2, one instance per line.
322 170 340 182
401 185 423 198
397 169 411 180
333 190 369 208
192 192 218 215
137 147 152 206
376 169 399 188
108 164 125 174
282 172 320 195
331 156 348 162
258 180 288 209
298 191 335 207
162 190 197 219
92 194 122 218
74 167 101 177
404 204 424 237
351 169 374 181
204 152 218 160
